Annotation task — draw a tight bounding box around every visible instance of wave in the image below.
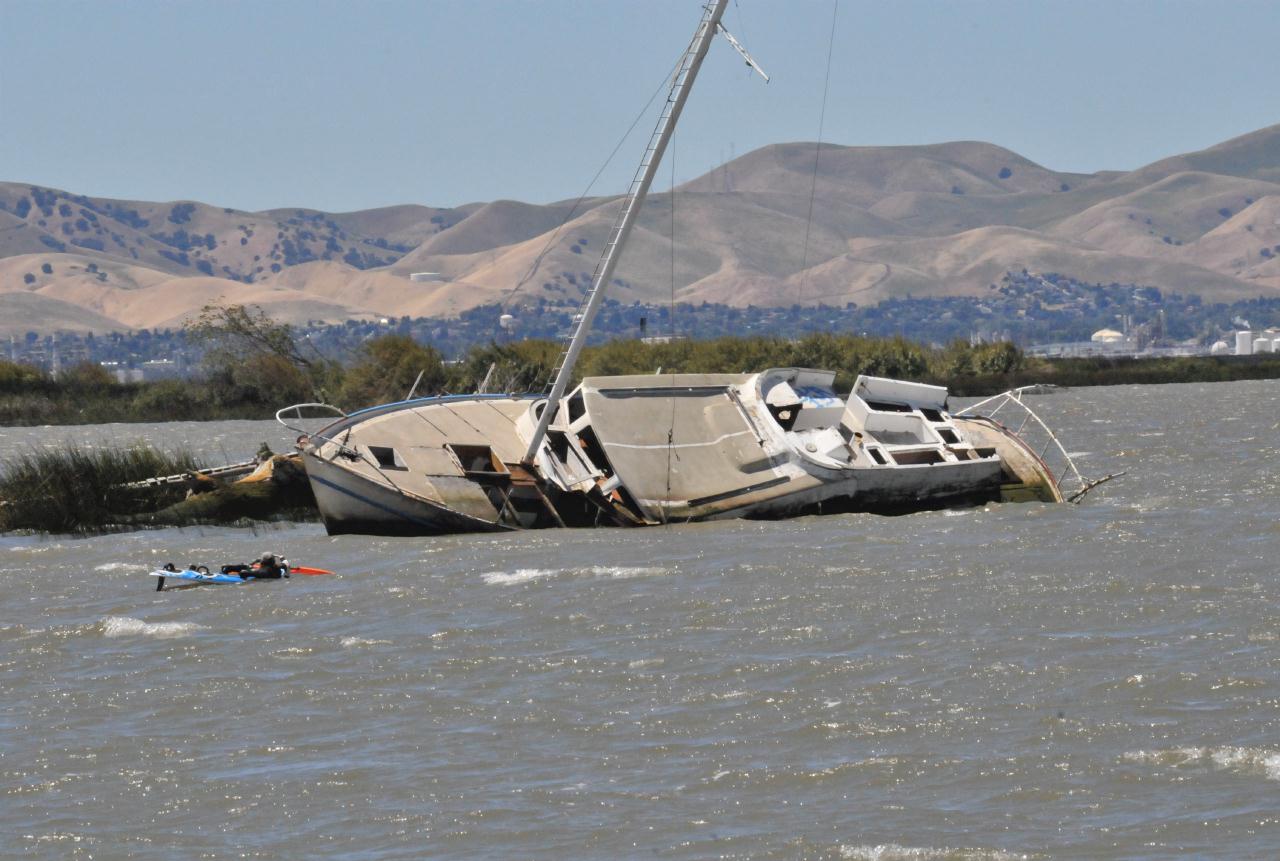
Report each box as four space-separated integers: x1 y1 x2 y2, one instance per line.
339 636 391 648
481 565 668 585
1123 746 1280 781
93 562 147 572
840 845 1029 860
481 568 557 586
99 616 206 639
589 565 667 579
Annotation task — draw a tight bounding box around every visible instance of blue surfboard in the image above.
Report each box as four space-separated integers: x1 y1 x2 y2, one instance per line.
150 569 245 586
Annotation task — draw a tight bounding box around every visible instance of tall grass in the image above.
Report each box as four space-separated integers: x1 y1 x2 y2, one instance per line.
0 444 204 533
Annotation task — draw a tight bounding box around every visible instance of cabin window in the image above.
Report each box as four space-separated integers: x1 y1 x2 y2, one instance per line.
867 447 888 465
568 393 586 424
448 444 506 475
548 430 571 462
921 407 944 423
937 427 960 444
575 425 612 477
368 446 405 470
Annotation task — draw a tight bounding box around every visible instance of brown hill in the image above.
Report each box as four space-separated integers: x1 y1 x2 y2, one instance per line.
3 124 1280 332
0 290 127 336
1126 124 1280 185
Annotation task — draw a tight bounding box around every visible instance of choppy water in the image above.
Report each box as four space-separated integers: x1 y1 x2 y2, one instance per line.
3 380 1280 859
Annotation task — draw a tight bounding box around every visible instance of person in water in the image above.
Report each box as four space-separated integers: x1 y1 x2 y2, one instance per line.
221 553 288 579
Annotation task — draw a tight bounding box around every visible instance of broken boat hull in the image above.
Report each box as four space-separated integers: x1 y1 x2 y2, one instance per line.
293 371 1075 537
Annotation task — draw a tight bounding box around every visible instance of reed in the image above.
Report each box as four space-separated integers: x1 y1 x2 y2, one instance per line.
0 444 204 533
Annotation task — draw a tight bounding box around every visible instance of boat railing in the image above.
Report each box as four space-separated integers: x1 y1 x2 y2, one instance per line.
274 401 430 498
122 459 260 489
953 387 1107 503
275 403 357 456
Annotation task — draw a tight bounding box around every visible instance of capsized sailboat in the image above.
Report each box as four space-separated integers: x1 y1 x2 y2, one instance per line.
282 1 1100 537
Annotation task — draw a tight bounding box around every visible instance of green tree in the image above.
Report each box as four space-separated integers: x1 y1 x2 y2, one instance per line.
0 360 50 392
339 334 447 409
59 361 114 392
185 304 339 405
455 340 560 393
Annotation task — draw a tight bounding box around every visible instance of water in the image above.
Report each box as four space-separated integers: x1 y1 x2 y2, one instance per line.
3 380 1279 859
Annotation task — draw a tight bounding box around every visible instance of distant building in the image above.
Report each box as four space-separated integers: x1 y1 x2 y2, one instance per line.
1090 328 1125 343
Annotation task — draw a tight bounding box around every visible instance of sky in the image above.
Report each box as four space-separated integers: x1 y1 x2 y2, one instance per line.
2 0 1277 214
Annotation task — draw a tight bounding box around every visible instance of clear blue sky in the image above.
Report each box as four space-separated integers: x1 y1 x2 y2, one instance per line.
2 0 1277 213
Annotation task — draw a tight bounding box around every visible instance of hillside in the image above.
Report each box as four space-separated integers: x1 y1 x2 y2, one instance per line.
2 124 1279 334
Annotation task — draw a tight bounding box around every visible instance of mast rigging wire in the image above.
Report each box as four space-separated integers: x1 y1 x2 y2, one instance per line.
499 51 688 310
797 0 840 304
663 139 679 523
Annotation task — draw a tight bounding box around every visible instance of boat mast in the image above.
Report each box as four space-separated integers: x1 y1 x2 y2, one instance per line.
523 0 731 464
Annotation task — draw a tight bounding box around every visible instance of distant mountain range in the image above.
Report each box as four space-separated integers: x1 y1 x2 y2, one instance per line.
1 124 1278 335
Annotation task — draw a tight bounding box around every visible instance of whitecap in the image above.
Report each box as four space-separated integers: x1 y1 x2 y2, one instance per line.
340 636 391 648
1123 746 1280 781
482 565 667 585
94 562 146 572
588 565 668 579
481 568 556 586
100 616 206 639
840 845 1028 861
1210 746 1280 780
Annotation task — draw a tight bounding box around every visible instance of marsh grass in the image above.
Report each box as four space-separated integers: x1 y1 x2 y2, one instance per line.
0 444 204 533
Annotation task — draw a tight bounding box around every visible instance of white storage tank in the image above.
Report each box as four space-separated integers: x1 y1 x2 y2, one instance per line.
1210 340 1230 355
1255 338 1273 353
1236 331 1254 355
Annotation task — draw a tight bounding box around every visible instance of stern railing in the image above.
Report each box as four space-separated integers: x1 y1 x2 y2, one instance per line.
954 387 1116 503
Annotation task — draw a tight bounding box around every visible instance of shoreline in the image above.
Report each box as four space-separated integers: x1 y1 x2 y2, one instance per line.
2 352 1278 428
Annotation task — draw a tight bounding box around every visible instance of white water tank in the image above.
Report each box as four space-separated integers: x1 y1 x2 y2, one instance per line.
1255 338 1273 353
1236 331 1254 355
1210 340 1230 355
499 314 515 330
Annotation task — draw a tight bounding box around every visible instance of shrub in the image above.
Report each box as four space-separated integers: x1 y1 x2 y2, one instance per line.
338 334 447 408
0 443 201 533
168 202 196 224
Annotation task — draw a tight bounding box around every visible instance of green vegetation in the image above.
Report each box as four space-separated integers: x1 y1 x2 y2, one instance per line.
0 443 201 533
4 304 1280 427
